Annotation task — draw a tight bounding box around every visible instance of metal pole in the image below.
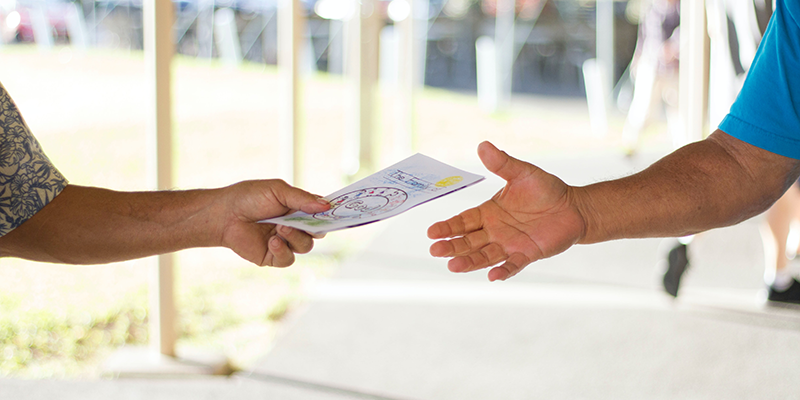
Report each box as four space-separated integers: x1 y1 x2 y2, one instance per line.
143 0 177 357
394 1 415 159
342 0 380 176
495 0 514 109
679 0 709 145
278 0 304 185
328 19 344 74
359 0 380 173
596 0 615 98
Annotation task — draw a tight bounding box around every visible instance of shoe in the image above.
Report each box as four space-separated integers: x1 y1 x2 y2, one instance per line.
767 278 800 305
663 243 689 297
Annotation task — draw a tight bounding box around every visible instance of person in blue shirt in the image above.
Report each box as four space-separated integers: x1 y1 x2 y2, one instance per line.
428 0 800 304
0 82 330 267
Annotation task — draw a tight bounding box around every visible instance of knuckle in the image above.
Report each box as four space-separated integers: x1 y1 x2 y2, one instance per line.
478 249 492 265
298 241 314 254
461 236 473 252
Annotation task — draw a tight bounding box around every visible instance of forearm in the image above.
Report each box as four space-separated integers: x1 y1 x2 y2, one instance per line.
575 130 800 243
0 185 226 264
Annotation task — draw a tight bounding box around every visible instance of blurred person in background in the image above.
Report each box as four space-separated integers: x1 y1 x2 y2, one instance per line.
428 0 800 305
0 81 329 267
762 184 800 303
621 0 681 156
661 0 794 301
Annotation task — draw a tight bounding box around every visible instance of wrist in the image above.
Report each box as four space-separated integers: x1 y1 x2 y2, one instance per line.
571 185 604 245
192 187 231 249
143 187 228 250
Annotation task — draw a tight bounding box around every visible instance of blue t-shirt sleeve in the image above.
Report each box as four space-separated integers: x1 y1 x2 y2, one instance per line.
719 0 800 159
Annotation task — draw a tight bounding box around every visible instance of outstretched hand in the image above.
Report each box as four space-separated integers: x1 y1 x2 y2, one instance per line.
428 142 587 281
220 180 330 267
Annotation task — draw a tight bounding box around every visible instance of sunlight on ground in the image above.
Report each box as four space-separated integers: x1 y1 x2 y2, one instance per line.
0 45 672 377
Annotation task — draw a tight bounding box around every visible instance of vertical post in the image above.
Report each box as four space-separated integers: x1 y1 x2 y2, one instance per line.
65 3 88 50
343 0 380 176
197 0 215 59
89 0 97 46
412 0 429 94
328 19 344 74
596 0 615 98
494 0 514 110
30 6 54 50
278 0 304 185
143 0 176 358
342 2 360 176
679 0 709 145
360 0 380 173
394 0 415 159
214 8 243 66
475 36 498 113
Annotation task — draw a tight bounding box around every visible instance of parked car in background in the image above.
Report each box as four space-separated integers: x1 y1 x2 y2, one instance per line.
1 0 70 43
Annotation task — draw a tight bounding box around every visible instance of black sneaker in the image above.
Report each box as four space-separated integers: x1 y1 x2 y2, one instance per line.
663 243 689 297
767 278 800 305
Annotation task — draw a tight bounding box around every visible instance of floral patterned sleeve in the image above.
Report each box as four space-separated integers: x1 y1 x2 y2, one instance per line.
0 81 68 237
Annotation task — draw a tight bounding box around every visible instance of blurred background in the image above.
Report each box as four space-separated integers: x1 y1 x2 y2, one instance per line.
2 0 795 398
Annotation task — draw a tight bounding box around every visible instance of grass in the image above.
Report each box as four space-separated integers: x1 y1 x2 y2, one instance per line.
0 252 339 378
0 289 149 377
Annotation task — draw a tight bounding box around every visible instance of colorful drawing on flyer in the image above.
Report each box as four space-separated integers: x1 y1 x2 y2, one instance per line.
258 153 485 234
284 216 333 226
385 170 445 193
313 187 408 221
435 176 463 187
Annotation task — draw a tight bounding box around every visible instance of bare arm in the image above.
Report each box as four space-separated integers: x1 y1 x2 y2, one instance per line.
428 131 800 281
0 180 330 266
577 130 800 242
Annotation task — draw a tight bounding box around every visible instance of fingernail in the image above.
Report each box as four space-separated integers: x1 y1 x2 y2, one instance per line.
269 236 281 249
279 225 292 235
316 198 329 205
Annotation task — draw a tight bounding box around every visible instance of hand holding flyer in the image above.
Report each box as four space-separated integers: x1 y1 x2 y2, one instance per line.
260 154 484 234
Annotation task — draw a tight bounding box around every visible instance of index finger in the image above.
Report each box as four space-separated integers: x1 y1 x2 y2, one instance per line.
427 207 483 239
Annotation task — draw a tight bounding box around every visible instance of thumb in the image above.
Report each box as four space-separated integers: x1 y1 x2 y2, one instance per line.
477 141 532 183
272 183 331 214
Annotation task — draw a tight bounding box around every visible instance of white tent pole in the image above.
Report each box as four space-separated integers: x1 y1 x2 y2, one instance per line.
278 0 304 185
144 0 177 357
679 0 710 145
342 0 381 176
395 1 415 159
495 0 514 110
596 0 615 98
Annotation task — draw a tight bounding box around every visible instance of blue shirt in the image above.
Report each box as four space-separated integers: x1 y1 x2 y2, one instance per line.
719 0 800 158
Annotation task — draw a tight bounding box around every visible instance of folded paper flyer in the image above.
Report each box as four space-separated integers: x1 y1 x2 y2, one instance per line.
260 154 484 234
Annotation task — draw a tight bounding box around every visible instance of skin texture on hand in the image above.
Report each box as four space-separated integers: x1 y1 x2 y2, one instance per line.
0 180 330 267
429 132 800 281
217 180 331 267
428 142 586 281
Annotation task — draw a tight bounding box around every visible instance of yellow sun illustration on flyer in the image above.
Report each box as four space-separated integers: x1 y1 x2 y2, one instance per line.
436 176 463 188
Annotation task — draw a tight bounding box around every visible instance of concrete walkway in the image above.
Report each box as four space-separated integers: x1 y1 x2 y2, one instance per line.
4 152 800 399
245 152 800 400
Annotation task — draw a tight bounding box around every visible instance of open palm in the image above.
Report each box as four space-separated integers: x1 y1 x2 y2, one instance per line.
428 142 586 281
